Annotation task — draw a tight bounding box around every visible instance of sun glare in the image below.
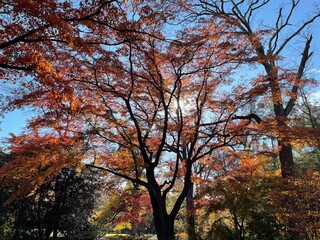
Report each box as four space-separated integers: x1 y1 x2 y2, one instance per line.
171 97 193 115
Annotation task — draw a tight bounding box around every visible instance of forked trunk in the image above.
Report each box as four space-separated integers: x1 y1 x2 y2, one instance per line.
152 202 175 240
148 187 175 240
145 156 193 239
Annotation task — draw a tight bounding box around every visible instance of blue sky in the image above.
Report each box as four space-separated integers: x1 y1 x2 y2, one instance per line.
0 0 320 142
0 109 32 141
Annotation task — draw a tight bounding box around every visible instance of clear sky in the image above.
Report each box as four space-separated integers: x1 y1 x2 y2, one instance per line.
0 109 33 142
0 0 319 142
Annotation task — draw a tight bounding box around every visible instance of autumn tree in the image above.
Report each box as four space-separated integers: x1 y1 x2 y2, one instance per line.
186 2 320 236
0 1 254 239
174 1 320 234
0 152 14 239
2 1 320 240
291 88 320 169
270 170 320 240
67 32 244 239
198 154 285 240
1 160 100 240
92 184 153 236
0 0 117 111
191 0 320 177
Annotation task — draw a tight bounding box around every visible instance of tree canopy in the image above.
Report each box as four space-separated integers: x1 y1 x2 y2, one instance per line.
1 1 320 239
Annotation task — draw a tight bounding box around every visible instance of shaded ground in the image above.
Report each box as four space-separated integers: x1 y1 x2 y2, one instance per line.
99 234 157 240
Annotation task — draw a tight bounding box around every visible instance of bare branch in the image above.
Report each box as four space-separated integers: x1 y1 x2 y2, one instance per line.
246 0 271 23
85 163 148 188
285 35 313 116
269 0 298 53
275 11 320 55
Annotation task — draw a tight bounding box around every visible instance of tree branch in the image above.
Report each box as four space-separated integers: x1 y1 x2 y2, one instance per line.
0 63 33 71
233 113 262 124
275 12 320 55
269 0 298 53
200 113 262 127
285 35 313 116
0 25 50 50
85 164 148 188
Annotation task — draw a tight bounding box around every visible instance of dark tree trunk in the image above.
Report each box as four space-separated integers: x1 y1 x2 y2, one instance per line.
145 165 176 240
264 64 300 240
155 219 175 240
53 228 58 240
265 64 296 178
186 182 196 240
277 140 294 177
150 194 175 240
146 171 191 240
45 228 53 240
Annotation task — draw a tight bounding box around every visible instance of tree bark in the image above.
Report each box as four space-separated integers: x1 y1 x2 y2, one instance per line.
264 64 295 177
278 140 294 177
186 182 196 240
144 155 193 240
148 190 175 240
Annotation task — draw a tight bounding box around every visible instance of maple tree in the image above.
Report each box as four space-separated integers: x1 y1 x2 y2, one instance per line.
270 170 320 240
0 1 248 239
190 137 281 239
0 0 119 69
171 2 320 234
201 172 284 240
75 29 245 239
92 184 153 236
192 134 320 239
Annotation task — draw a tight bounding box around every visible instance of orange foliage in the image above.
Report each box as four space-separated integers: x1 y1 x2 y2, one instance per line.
1 1 320 239
0 133 86 203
